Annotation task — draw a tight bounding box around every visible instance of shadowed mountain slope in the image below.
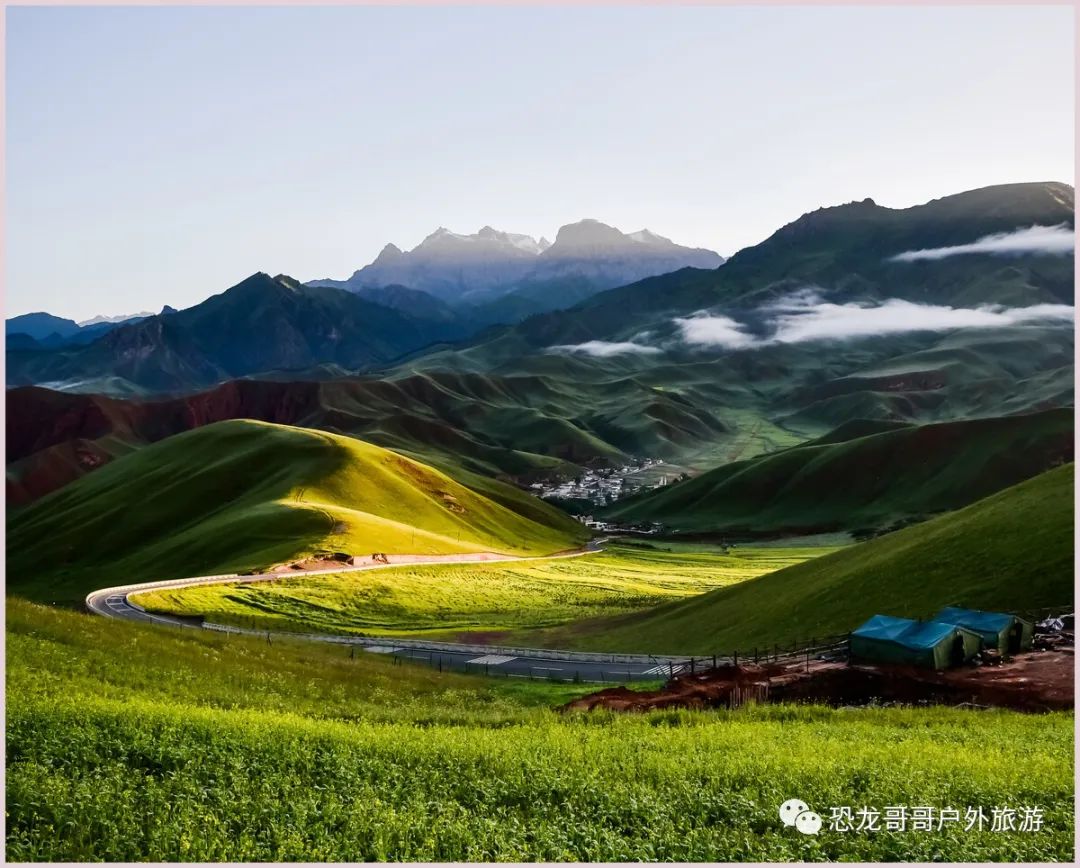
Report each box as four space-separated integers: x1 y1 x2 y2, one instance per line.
602 409 1074 534
539 465 1074 655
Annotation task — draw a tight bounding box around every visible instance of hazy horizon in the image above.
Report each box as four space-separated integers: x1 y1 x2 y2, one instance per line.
7 5 1074 321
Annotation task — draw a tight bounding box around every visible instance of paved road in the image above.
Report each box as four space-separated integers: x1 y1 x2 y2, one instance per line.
85 544 701 684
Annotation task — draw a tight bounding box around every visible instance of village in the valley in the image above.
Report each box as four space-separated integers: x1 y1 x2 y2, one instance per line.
529 457 675 533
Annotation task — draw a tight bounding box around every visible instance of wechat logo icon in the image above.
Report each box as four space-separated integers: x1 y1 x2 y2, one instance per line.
780 798 823 835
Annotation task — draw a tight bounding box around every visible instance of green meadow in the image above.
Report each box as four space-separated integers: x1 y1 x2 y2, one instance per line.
604 409 1072 535
531 465 1075 655
6 599 1073 862
131 465 1074 657
131 542 836 639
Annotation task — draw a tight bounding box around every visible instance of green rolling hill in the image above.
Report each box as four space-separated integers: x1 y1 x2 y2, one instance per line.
603 408 1074 534
511 182 1075 349
542 464 1074 655
11 317 1072 508
6 420 587 604
6 183 1075 520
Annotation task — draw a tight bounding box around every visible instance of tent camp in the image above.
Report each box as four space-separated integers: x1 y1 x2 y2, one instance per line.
850 614 982 670
934 607 1033 654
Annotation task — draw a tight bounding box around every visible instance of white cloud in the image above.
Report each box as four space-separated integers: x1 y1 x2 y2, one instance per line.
550 292 1074 357
769 299 1075 343
670 294 1074 348
889 224 1075 262
547 340 661 357
673 313 758 348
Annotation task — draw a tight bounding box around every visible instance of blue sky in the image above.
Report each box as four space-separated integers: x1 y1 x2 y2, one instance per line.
6 4 1074 321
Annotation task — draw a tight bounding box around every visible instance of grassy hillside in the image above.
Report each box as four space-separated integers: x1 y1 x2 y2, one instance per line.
11 314 1073 508
131 543 836 638
543 465 1074 655
604 409 1073 534
6 420 586 604
7 599 1072 861
512 182 1075 349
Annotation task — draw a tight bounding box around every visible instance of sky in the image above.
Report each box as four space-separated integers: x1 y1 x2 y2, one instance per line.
5 4 1075 321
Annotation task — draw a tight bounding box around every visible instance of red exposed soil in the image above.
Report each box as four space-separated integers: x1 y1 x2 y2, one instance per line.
561 647 1074 714
7 381 325 505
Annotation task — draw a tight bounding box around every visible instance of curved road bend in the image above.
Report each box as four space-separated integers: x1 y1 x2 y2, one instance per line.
85 541 698 683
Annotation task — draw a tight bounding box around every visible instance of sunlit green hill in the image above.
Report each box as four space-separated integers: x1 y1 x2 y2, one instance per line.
7 419 586 604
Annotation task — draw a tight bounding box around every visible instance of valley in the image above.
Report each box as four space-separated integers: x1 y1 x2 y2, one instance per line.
6 180 1076 862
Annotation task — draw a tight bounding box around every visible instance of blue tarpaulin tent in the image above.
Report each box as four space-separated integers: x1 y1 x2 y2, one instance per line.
850 614 982 669
934 607 1033 654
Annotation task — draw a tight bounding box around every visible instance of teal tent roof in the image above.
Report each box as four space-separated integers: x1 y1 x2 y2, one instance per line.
934 607 1016 634
852 614 962 650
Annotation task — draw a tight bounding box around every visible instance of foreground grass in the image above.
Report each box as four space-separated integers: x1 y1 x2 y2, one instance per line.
6 599 1073 862
131 543 836 639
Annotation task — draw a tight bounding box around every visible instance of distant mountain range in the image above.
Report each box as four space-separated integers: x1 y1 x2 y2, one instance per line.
6 312 83 342
78 311 155 327
307 219 724 319
6 274 472 394
7 308 166 349
6 218 724 373
6 182 1075 506
509 181 1076 350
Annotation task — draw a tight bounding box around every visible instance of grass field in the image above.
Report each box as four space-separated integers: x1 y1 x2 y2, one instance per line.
604 409 1073 535
131 542 836 639
6 599 1073 862
6 419 586 604
537 465 1075 655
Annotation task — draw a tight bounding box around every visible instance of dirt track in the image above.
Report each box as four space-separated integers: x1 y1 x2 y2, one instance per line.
270 550 539 573
562 646 1074 714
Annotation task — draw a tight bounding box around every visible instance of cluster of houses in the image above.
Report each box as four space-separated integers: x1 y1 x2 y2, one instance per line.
575 516 664 534
530 458 671 507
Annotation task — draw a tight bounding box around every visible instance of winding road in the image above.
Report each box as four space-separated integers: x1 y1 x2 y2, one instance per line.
85 543 698 683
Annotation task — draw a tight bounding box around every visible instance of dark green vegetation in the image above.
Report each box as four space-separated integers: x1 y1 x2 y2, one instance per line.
534 465 1074 655
507 181 1075 349
604 409 1073 534
7 599 1073 862
131 542 834 638
4 182 1076 864
9 321 1073 507
6 420 585 605
7 184 1076 513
